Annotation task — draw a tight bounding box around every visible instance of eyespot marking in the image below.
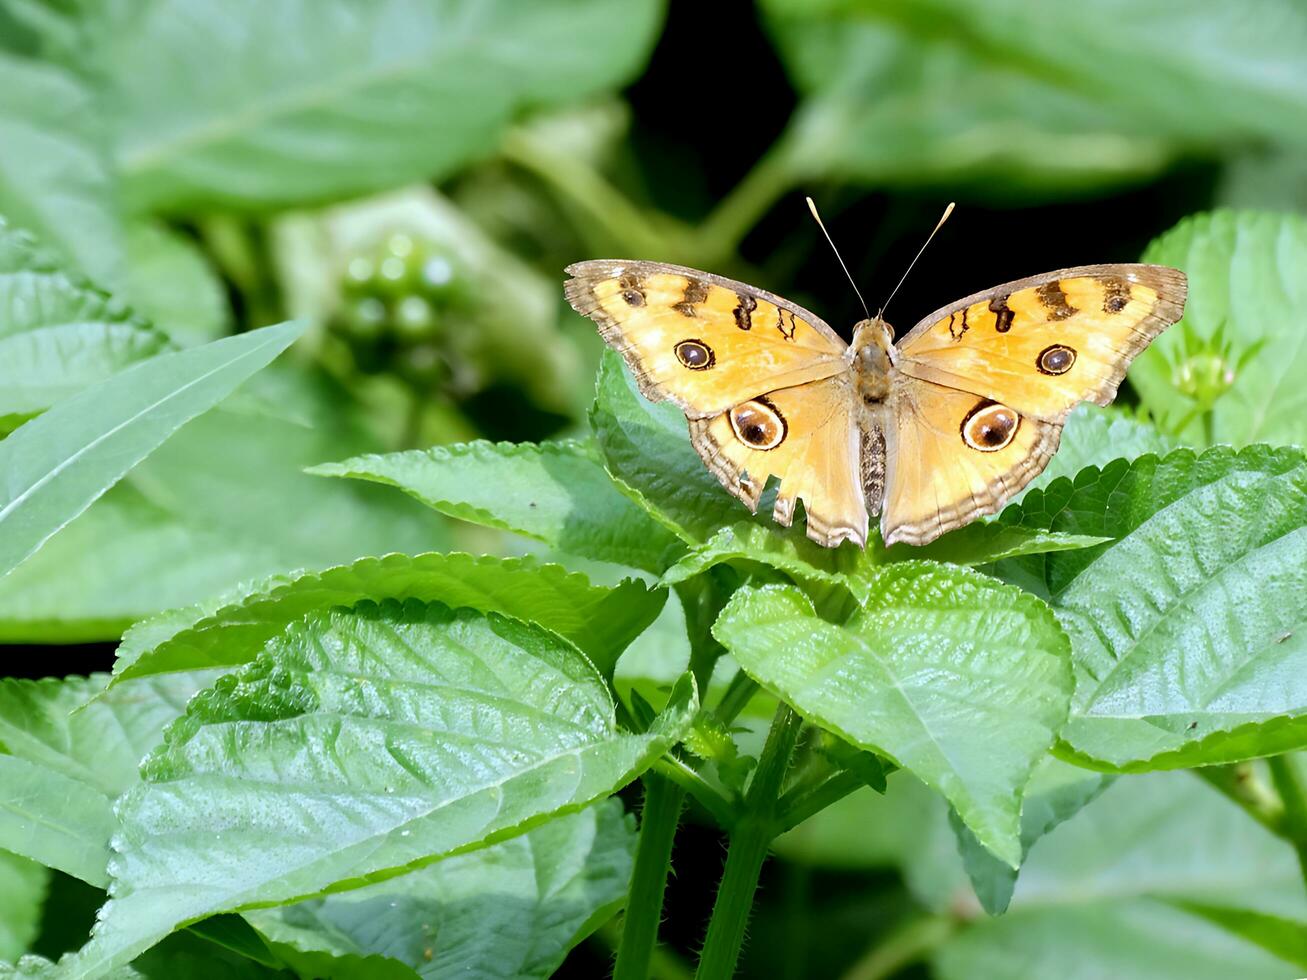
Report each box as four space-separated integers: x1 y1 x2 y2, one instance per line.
618 274 645 307
961 400 1020 452
1101 278 1131 313
1037 344 1077 375
674 339 715 370
729 397 787 450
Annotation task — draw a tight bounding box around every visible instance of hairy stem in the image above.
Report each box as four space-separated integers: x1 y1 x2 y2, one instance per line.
695 704 803 980
615 773 688 980
1193 762 1285 834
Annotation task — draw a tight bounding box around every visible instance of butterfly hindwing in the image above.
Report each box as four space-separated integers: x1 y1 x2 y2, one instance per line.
565 260 847 418
893 264 1187 421
689 376 869 548
881 375 1062 547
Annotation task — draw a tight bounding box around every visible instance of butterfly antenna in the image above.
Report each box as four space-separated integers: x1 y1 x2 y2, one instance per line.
806 196 870 320
877 202 956 320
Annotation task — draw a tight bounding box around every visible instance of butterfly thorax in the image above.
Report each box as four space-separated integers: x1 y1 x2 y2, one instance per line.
850 317 897 405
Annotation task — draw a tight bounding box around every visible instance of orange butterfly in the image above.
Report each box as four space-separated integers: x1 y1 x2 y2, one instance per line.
565 256 1185 548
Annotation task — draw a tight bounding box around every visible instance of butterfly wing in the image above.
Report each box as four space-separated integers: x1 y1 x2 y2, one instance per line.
881 375 1062 546
690 376 869 548
565 260 848 418
894 264 1187 421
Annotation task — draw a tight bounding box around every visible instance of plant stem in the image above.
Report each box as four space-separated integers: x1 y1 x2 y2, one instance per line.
715 670 760 725
695 704 803 980
1266 755 1307 884
840 916 955 980
1202 407 1216 448
674 574 732 696
1193 762 1284 834
615 773 688 980
652 757 737 828
776 768 867 834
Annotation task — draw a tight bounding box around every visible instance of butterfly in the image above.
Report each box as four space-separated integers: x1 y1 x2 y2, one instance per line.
565 259 1186 548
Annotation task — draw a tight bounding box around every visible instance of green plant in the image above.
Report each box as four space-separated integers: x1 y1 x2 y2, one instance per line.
2 1 1307 978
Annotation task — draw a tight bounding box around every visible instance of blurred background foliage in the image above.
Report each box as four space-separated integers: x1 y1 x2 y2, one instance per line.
0 0 1305 976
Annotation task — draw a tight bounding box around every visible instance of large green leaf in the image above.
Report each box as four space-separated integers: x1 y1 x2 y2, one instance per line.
105 0 664 212
765 7 1171 194
934 772 1307 980
713 564 1072 865
309 439 685 574
0 52 123 287
1004 446 1307 769
765 0 1307 194
0 369 444 643
112 552 665 683
949 756 1113 915
0 671 218 885
0 320 303 580
1018 404 1176 499
0 850 48 962
0 755 116 887
249 801 635 980
0 219 167 431
67 600 695 978
590 351 747 544
1134 210 1307 446
122 222 231 347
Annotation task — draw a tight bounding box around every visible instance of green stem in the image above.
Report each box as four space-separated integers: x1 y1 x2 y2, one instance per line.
615 774 688 980
1193 763 1284 834
694 141 798 267
776 769 867 834
1266 755 1307 884
674 575 732 697
1202 407 1216 448
840 916 955 980
500 128 679 259
652 757 737 828
695 705 803 980
715 670 760 726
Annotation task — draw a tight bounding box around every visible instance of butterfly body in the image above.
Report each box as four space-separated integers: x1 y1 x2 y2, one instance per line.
566 259 1186 550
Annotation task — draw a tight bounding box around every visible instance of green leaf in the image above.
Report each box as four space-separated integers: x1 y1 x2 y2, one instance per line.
1171 903 1307 972
713 564 1072 866
934 772 1307 980
0 755 116 886
1017 404 1177 499
0 671 217 885
0 51 124 287
1134 210 1307 446
590 351 745 544
113 552 666 683
766 8 1172 195
0 320 303 580
309 439 685 574
69 600 696 977
123 222 231 347
0 850 48 962
106 0 664 212
0 370 447 643
249 800 635 980
1004 445 1307 770
0 219 167 431
661 519 1107 600
949 756 1113 915
0 673 214 798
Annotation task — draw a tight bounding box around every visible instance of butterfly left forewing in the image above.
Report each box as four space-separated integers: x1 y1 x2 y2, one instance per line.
565 259 847 418
881 375 1062 546
894 264 1187 421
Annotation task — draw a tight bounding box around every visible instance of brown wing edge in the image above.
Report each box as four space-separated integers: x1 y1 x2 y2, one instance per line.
879 415 1065 548
895 263 1187 408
